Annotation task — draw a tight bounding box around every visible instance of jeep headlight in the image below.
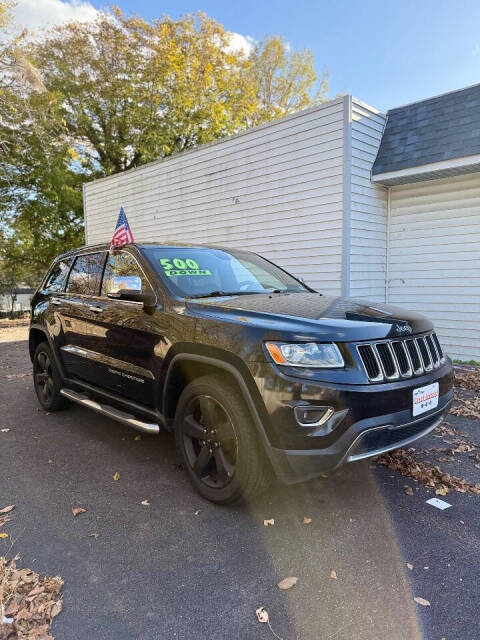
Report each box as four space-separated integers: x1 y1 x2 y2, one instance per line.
265 342 344 368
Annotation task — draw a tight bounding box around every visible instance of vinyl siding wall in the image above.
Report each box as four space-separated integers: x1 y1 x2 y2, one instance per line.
84 99 346 295
388 173 480 361
349 100 388 300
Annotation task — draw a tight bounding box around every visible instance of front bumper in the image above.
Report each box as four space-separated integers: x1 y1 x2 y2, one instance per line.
269 399 452 483
250 359 454 484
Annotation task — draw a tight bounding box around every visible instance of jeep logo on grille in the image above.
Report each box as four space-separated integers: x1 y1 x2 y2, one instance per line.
395 324 412 335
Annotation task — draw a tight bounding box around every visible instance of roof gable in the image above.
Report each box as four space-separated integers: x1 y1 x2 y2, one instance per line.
372 83 480 178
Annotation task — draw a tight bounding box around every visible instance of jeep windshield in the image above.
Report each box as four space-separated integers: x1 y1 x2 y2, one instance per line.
143 247 311 298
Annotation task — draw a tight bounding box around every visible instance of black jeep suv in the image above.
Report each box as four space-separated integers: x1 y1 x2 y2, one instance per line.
30 243 454 504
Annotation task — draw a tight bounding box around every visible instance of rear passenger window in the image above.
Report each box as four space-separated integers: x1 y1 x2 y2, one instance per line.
44 259 71 292
66 253 106 296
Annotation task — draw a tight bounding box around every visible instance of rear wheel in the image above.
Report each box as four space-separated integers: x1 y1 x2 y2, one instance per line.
174 374 270 504
33 341 69 411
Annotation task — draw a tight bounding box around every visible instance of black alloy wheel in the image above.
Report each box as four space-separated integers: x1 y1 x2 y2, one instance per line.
182 395 237 489
33 341 69 411
34 349 54 405
174 374 270 504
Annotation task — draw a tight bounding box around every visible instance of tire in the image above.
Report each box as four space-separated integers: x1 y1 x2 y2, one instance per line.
33 341 70 412
174 374 270 505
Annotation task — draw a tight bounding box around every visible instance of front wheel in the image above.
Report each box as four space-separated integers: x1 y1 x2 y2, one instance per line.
33 341 69 412
174 374 270 504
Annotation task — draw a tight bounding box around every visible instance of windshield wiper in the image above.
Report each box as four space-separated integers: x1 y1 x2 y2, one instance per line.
186 290 261 299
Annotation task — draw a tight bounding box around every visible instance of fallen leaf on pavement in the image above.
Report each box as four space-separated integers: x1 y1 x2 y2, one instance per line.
113 472 120 481
256 607 269 623
89 532 99 539
303 517 312 525
277 577 298 590
141 500 150 506
0 556 64 637
450 395 480 419
404 486 414 496
435 486 449 496
454 443 475 453
0 505 15 514
407 563 414 570
0 532 8 538
72 507 86 517
264 518 274 526
134 434 142 441
454 369 480 392
378 448 480 495
330 570 338 580
414 597 431 607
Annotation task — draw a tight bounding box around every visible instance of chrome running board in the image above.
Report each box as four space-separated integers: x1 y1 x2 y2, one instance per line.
60 388 160 434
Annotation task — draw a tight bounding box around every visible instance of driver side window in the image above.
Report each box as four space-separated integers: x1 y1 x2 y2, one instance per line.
101 252 149 296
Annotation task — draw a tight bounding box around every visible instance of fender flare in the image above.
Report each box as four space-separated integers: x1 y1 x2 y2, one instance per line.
164 353 276 464
29 323 67 380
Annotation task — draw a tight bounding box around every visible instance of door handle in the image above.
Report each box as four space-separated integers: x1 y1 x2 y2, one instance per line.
51 297 62 306
89 305 103 313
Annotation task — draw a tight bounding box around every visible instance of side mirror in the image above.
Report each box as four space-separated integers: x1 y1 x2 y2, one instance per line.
108 289 157 312
111 275 142 292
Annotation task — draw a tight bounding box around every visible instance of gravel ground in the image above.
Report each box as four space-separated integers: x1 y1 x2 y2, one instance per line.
0 323 29 343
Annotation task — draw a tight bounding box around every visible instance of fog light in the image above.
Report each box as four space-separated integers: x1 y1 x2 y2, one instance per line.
294 405 334 427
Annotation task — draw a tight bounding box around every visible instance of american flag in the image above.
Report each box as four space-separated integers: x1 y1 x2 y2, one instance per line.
110 207 134 250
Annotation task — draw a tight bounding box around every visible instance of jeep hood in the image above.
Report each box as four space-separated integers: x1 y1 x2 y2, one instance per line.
185 292 433 341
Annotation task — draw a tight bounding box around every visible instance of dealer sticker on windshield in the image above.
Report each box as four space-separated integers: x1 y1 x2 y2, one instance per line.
412 382 439 417
159 257 211 277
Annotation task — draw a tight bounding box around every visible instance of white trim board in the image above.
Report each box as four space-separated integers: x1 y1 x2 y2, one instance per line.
341 95 352 297
372 153 480 184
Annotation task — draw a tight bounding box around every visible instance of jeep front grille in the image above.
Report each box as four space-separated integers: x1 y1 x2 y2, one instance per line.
357 344 381 380
356 332 445 382
405 339 421 372
391 341 411 375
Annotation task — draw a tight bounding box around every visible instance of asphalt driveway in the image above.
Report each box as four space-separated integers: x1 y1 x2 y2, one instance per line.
1 325 479 640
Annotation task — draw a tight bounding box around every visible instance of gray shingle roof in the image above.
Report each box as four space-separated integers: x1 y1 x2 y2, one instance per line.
372 83 480 176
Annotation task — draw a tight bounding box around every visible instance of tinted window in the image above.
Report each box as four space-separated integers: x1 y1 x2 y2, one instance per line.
144 247 309 298
66 253 106 296
101 252 150 296
44 259 71 292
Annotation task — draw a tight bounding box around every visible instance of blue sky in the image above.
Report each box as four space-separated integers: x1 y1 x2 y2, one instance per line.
20 0 480 112
99 0 480 112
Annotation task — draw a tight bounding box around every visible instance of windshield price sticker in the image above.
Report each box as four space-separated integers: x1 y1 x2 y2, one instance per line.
159 257 211 277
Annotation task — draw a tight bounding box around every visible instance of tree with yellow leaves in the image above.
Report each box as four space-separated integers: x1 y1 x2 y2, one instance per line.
0 0 11 29
0 6 327 282
248 36 328 125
